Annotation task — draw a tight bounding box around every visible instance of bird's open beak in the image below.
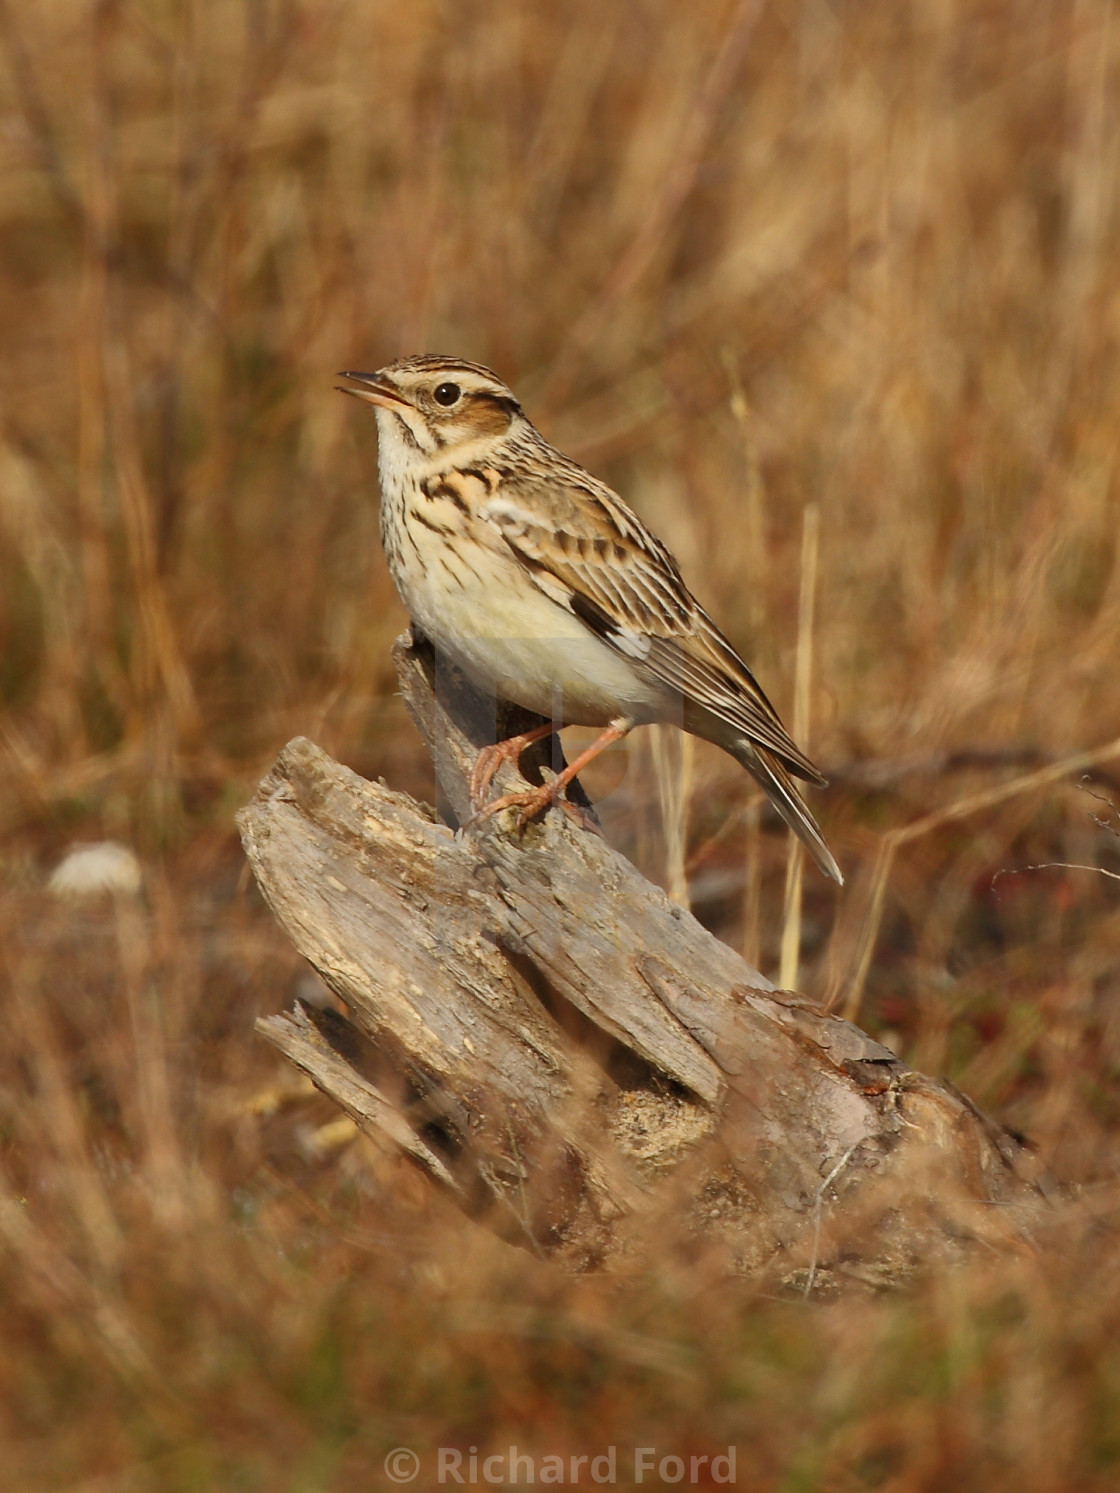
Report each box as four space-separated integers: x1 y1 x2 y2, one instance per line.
336 371 412 411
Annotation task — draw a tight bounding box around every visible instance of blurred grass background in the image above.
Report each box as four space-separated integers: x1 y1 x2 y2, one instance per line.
3 0 1120 1487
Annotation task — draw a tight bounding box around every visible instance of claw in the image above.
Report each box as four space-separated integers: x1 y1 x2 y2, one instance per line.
468 723 558 813
474 779 561 828
471 780 601 835
467 719 631 834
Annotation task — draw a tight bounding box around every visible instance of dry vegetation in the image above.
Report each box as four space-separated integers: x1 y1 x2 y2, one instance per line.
2 0 1120 1487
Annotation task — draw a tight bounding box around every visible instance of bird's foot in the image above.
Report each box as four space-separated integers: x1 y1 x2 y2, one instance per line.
468 720 630 835
471 780 601 835
468 724 558 812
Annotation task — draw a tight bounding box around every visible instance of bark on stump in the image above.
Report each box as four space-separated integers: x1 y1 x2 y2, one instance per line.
238 633 1047 1286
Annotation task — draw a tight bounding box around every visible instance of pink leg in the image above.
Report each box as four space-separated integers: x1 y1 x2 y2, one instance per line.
475 720 631 830
468 722 559 811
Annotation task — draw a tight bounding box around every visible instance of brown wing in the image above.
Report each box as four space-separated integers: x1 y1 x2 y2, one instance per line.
480 462 824 785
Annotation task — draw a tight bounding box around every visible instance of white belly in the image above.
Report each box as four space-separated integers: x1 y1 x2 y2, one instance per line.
397 542 665 727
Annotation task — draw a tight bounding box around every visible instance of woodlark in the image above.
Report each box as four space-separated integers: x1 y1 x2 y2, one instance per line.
340 356 842 884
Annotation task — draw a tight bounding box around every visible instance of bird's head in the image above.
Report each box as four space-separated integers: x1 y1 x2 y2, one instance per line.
338 356 524 461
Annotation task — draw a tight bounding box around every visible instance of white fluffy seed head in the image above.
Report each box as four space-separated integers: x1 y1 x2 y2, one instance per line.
48 842 143 899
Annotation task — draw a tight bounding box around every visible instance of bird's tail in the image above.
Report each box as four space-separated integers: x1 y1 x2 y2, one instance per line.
734 739 843 885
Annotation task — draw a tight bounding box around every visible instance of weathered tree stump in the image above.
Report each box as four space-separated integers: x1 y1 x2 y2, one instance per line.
238 633 1047 1285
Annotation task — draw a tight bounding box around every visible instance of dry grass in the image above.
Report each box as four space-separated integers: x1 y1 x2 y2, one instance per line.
3 0 1120 1486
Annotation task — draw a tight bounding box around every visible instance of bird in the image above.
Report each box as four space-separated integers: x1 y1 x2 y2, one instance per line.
338 355 842 884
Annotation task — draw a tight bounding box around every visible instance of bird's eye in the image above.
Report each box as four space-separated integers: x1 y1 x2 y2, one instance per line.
433 382 461 407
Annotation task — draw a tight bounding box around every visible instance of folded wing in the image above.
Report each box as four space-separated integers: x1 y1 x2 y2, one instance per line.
480 470 825 785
